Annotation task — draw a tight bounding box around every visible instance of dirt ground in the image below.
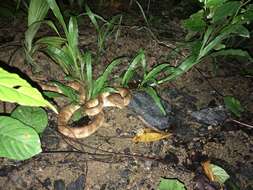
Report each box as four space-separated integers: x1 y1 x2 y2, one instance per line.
0 1 252 190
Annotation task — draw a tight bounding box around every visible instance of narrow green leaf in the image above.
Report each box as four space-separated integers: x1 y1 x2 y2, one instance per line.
122 49 146 87
11 106 48 134
25 20 60 52
84 52 93 100
0 67 57 113
212 1 241 23
0 116 41 160
51 81 79 102
93 58 122 97
36 36 66 47
144 87 166 115
85 5 99 31
67 16 79 57
210 49 253 62
46 0 67 33
28 0 49 26
183 10 206 32
143 63 170 85
44 45 74 74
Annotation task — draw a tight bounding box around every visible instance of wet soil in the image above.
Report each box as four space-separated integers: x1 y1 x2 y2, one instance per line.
0 1 253 190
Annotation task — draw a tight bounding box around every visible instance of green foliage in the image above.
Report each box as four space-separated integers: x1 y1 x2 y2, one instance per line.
50 81 79 103
122 50 166 115
160 0 253 84
122 49 146 87
0 67 53 160
210 163 230 184
224 96 244 117
11 106 48 134
0 116 42 160
158 178 186 190
0 67 57 113
85 5 122 52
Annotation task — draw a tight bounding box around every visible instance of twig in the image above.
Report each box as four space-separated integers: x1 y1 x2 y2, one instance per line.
229 118 253 129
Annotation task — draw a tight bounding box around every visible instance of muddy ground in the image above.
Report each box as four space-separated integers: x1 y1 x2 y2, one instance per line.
0 1 252 190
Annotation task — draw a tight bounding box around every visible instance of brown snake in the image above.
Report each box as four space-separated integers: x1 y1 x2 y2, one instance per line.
41 82 131 138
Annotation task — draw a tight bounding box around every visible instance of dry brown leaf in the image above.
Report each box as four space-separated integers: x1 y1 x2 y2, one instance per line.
132 128 171 143
201 160 215 182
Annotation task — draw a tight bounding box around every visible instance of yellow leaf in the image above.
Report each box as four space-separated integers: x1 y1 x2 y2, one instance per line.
132 128 171 143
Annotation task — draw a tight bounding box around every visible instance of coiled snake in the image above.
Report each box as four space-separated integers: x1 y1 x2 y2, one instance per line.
41 82 131 138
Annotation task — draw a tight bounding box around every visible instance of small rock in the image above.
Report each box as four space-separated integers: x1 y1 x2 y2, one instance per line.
128 91 175 130
190 106 228 126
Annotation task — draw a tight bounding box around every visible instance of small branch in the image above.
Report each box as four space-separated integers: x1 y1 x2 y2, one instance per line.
229 118 253 129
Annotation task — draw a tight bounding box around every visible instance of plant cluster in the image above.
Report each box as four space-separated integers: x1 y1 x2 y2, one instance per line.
0 0 252 166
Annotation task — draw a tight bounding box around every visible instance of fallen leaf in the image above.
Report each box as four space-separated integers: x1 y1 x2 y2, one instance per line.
202 161 215 182
202 161 230 185
132 128 171 143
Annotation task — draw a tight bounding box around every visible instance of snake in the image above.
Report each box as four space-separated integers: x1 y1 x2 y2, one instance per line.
40 82 131 138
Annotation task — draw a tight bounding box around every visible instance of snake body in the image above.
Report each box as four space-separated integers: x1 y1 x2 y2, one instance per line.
41 83 131 138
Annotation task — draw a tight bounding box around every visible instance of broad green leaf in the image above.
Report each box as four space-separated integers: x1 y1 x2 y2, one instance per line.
122 49 146 87
144 87 166 115
212 1 241 23
210 164 230 184
92 58 122 97
11 106 48 134
224 96 244 117
158 178 186 190
0 116 41 160
183 10 206 32
0 67 57 113
210 49 253 62
205 0 227 8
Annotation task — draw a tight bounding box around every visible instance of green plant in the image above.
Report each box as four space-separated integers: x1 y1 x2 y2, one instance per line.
157 0 253 84
0 67 56 160
24 0 65 68
35 0 123 103
121 49 168 115
85 5 122 53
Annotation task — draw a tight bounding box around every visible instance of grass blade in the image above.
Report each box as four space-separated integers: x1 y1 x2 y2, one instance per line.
144 87 166 115
92 58 122 97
